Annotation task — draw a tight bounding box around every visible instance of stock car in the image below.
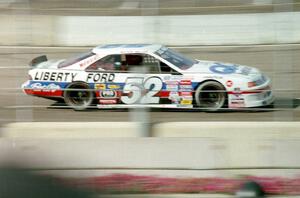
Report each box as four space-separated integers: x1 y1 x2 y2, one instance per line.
22 44 274 111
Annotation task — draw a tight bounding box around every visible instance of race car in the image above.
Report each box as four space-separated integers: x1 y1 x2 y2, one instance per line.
22 44 274 111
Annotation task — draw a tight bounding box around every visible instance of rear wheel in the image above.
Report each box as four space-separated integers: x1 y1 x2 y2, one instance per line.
195 81 226 111
63 82 94 110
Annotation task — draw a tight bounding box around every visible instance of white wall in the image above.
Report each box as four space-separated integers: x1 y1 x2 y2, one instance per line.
2 122 300 171
56 12 300 46
0 12 299 46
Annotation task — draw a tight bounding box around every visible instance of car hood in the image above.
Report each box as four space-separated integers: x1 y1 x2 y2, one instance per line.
184 60 261 78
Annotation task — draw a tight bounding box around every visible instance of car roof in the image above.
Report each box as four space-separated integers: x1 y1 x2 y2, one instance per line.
92 44 163 54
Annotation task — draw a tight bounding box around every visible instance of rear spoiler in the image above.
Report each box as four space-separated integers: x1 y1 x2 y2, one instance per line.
29 55 48 68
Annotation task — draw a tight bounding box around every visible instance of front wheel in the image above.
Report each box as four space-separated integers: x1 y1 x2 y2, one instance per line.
63 82 94 110
195 81 226 111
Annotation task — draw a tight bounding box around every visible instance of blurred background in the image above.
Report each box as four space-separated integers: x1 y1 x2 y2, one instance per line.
0 0 300 197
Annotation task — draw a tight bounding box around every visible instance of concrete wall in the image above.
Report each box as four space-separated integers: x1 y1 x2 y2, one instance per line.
1 122 300 171
1 12 299 46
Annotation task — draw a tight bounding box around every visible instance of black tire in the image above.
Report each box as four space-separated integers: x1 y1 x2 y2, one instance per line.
195 81 226 111
63 82 94 110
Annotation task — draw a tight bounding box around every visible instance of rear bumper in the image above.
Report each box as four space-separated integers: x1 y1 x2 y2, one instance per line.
22 80 63 98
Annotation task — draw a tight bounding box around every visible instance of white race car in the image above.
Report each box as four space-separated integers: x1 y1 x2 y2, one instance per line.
22 44 274 111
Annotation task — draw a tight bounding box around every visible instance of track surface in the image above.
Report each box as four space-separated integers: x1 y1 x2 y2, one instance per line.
0 45 300 125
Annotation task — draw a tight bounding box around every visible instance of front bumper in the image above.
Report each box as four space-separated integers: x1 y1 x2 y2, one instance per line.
228 88 274 108
228 73 275 108
243 89 274 107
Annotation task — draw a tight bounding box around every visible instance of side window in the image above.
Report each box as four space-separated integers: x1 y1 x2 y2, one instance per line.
160 61 172 73
85 53 177 74
122 54 179 74
124 54 144 70
141 54 160 73
85 55 123 71
116 54 160 73
160 61 180 74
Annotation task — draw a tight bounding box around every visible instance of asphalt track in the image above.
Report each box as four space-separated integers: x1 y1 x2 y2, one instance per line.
0 44 300 126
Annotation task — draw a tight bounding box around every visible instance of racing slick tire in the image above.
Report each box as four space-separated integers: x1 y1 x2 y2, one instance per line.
63 82 94 111
195 81 226 111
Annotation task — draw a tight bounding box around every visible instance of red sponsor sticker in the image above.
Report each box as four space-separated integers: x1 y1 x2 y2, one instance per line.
179 80 192 85
165 80 179 85
226 80 233 87
180 91 192 96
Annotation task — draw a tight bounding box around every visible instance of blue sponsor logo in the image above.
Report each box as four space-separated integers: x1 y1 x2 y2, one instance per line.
209 63 238 74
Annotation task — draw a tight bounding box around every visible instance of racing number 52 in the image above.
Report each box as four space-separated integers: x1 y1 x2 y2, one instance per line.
121 77 163 104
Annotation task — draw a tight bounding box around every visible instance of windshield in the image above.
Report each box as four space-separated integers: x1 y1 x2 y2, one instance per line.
58 51 95 68
155 47 196 70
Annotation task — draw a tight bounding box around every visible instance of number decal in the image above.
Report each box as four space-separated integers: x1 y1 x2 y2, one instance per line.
120 77 143 104
140 77 163 104
120 77 163 104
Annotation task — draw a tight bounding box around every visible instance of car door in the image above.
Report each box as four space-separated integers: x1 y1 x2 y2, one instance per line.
85 53 165 105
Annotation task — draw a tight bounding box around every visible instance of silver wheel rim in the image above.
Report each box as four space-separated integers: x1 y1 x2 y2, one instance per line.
198 85 225 109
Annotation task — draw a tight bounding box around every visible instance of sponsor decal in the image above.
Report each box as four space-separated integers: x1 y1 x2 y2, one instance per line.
99 99 117 104
95 83 121 90
165 80 178 85
86 73 115 83
226 80 233 87
179 80 193 91
179 86 193 92
79 55 99 67
180 92 193 105
34 72 77 82
179 80 192 85
209 63 238 74
229 93 245 108
95 84 106 90
166 84 178 91
180 99 193 105
179 85 193 89
168 91 180 104
180 92 192 97
31 83 61 92
100 90 117 98
107 84 121 90
203 75 223 79
229 98 245 108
